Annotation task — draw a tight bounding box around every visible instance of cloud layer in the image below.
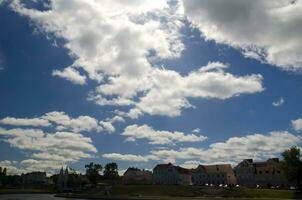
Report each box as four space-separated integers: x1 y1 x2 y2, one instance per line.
10 1 264 118
122 124 207 145
103 131 302 165
0 111 123 134
182 0 302 71
0 127 97 173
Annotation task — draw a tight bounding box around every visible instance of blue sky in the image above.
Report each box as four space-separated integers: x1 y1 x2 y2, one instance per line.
0 0 302 174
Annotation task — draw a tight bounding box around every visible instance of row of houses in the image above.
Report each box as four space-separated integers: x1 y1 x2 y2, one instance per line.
123 158 293 188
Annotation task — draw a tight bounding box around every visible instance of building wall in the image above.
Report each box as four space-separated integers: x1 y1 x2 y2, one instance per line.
152 168 179 185
123 170 152 185
192 172 230 185
22 172 46 185
235 159 292 188
179 173 192 185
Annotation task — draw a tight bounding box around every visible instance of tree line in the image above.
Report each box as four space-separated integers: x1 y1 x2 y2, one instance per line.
0 147 302 190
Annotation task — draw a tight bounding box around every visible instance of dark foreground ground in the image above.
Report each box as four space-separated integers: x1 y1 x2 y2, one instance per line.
1 185 301 200
57 185 302 199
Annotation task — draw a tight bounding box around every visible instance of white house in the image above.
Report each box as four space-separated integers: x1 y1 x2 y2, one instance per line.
152 163 192 185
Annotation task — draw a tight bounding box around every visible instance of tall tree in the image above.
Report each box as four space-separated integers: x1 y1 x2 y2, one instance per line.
85 162 102 185
282 146 302 189
103 162 119 179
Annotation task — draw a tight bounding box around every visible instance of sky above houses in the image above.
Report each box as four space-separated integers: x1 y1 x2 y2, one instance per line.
0 0 302 175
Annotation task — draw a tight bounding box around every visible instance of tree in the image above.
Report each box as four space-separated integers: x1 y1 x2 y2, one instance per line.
0 167 7 186
281 146 302 189
85 162 102 185
103 163 119 180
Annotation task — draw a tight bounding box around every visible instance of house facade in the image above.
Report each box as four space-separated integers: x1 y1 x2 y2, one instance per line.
152 163 192 185
192 164 236 186
123 167 152 185
234 158 291 188
22 172 46 185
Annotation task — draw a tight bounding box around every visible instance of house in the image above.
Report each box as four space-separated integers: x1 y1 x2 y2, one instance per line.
192 164 236 186
22 172 46 185
234 158 291 188
123 167 152 185
152 163 192 185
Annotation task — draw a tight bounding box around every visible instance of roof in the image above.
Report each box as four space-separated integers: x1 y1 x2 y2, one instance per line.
153 163 173 171
174 166 191 175
153 163 191 175
235 158 281 171
196 164 233 174
124 167 152 176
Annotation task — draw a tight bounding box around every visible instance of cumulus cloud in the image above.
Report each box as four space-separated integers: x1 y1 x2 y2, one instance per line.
130 67 263 117
11 0 183 82
0 111 122 133
103 131 301 165
0 160 27 175
122 124 207 145
42 111 100 133
102 153 156 162
192 128 200 133
292 118 302 132
272 97 285 107
198 61 229 72
0 127 97 173
52 67 86 85
151 131 302 164
0 117 50 127
10 1 264 118
182 0 302 71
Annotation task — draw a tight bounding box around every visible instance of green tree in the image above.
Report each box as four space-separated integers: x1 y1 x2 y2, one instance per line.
85 162 102 185
281 146 302 189
103 162 119 179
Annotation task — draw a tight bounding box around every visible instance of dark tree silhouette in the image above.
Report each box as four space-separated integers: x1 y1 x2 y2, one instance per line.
85 162 102 185
103 162 119 179
282 146 302 190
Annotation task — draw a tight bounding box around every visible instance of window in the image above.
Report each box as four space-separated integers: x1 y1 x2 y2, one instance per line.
266 171 269 174
259 171 262 174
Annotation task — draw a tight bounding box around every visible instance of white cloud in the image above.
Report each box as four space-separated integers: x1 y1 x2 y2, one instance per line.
292 118 302 132
272 97 284 107
122 124 207 145
198 61 228 72
0 111 122 133
0 160 27 175
192 128 200 133
151 131 302 164
103 131 301 165
179 160 202 169
182 0 302 71
130 67 263 117
11 0 183 82
42 111 100 133
102 153 156 162
52 67 87 85
0 127 97 173
0 117 51 127
10 1 264 118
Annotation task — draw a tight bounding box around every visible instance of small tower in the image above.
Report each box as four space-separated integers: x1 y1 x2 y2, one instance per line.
57 167 69 192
